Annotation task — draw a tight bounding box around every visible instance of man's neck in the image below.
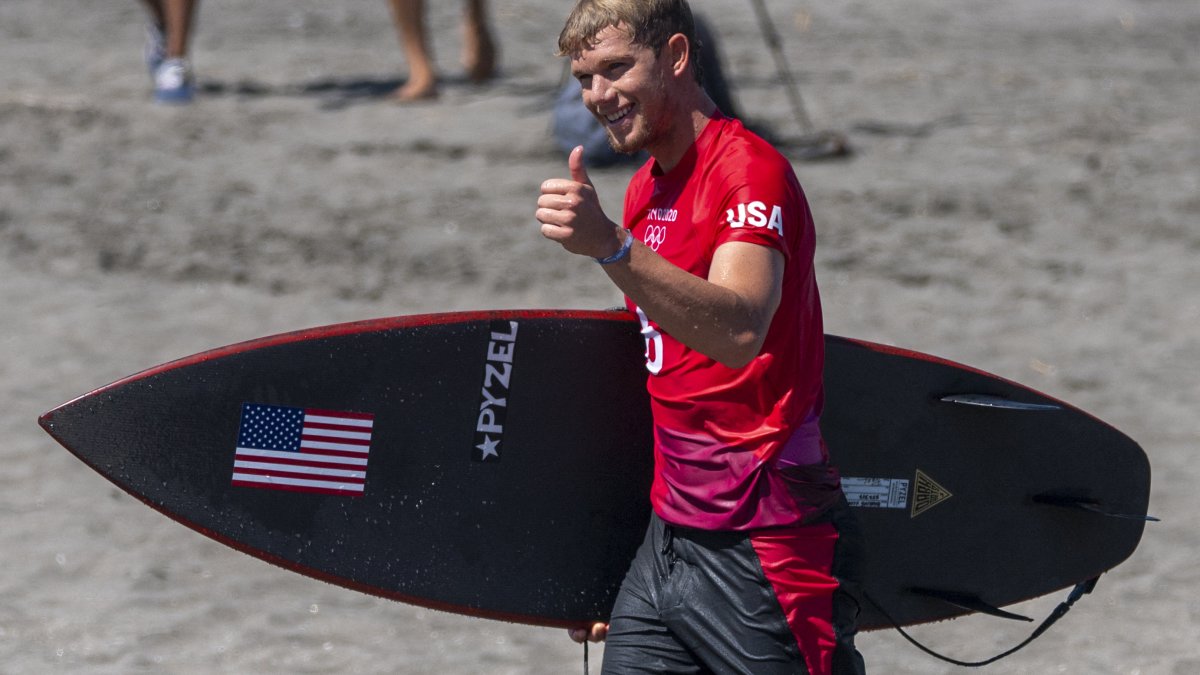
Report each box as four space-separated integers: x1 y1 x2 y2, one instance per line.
651 95 718 173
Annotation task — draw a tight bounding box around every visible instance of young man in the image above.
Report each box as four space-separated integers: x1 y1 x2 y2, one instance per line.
535 2 866 673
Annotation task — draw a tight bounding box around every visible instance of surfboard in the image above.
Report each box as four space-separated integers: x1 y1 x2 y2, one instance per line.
38 310 1151 631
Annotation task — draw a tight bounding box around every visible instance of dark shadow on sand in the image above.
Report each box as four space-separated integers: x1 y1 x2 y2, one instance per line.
195 74 556 111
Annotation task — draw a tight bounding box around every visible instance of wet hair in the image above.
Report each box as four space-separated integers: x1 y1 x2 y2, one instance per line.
557 0 704 84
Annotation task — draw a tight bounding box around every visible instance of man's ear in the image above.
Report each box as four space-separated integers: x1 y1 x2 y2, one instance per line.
666 33 691 79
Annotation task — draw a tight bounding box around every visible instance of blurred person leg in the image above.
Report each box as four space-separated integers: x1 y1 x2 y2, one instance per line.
140 0 198 103
461 0 496 84
387 0 497 102
388 0 438 101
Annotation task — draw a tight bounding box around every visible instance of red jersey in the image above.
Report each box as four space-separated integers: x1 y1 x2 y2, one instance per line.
623 114 841 530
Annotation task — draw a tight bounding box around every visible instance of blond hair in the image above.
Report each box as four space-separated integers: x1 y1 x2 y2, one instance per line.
557 0 702 82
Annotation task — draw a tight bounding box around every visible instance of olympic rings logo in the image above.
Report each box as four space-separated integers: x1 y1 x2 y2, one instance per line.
643 225 669 251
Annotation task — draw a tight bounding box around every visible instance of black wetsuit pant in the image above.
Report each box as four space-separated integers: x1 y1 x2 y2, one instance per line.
602 498 866 675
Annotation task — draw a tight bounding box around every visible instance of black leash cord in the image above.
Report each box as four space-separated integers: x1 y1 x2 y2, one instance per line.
863 577 1099 668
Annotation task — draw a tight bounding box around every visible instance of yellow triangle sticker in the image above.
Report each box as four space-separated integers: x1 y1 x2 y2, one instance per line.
911 470 952 518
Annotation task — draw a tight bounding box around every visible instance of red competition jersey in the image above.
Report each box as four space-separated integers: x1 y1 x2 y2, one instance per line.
623 114 841 530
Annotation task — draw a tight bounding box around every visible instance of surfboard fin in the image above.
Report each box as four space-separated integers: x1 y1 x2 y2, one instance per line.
939 394 1061 411
869 577 1100 667
1033 493 1160 522
907 587 1033 622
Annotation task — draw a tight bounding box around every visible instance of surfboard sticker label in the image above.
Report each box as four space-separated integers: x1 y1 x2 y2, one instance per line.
473 320 519 462
842 477 910 509
911 469 953 518
231 403 374 496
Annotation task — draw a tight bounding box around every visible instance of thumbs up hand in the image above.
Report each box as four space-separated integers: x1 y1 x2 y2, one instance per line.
537 146 625 259
568 143 592 186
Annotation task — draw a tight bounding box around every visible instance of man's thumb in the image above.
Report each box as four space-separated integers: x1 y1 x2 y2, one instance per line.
569 145 592 185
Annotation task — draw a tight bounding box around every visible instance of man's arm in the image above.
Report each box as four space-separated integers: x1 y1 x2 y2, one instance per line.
537 147 783 368
605 237 782 368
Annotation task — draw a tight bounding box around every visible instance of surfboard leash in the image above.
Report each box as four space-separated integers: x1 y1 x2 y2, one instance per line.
862 576 1100 667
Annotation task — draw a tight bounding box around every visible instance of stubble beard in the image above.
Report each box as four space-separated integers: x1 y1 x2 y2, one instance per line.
606 121 652 155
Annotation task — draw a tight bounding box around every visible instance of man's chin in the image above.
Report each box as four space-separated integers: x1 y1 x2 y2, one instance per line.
605 135 644 156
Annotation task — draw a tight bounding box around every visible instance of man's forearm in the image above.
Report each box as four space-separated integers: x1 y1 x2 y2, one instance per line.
603 237 783 368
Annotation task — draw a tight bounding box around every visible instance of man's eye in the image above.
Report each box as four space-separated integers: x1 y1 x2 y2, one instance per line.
608 63 627 76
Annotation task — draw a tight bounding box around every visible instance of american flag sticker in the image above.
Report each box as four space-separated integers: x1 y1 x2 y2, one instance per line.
232 403 374 496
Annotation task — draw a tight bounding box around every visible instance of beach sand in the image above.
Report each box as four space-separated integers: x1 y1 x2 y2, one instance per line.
2 0 1197 672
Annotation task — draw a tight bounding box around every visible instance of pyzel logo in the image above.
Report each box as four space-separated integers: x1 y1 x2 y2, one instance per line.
726 201 784 236
643 224 668 251
473 320 518 462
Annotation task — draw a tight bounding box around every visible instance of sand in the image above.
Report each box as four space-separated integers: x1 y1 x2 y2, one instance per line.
2 0 1197 672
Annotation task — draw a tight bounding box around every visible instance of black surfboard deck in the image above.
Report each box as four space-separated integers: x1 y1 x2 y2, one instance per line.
39 310 1151 631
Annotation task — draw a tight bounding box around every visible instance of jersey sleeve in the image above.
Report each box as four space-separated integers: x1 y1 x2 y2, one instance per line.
711 156 799 260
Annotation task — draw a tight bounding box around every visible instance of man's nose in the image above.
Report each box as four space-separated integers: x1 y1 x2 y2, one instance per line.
584 77 616 105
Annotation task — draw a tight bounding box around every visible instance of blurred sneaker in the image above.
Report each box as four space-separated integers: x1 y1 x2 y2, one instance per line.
154 58 194 104
144 23 166 78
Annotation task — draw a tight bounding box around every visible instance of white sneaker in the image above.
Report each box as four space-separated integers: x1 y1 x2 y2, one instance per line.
154 58 194 104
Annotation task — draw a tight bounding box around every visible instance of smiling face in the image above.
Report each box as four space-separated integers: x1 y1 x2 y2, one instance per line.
570 24 681 158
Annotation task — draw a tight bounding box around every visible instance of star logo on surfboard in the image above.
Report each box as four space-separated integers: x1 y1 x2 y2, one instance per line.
476 435 500 460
